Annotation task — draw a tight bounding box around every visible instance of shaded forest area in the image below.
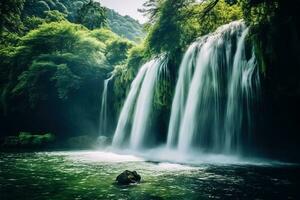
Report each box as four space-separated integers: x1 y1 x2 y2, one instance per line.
0 0 143 148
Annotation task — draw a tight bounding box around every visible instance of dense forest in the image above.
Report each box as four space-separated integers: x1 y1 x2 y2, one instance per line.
1 0 300 161
0 0 142 148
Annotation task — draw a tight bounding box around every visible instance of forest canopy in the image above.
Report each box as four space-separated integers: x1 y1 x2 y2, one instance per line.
0 0 143 137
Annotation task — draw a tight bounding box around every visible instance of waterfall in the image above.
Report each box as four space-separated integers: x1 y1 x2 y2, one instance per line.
111 20 260 159
112 65 148 148
112 56 168 149
167 43 198 148
170 20 260 154
99 74 114 135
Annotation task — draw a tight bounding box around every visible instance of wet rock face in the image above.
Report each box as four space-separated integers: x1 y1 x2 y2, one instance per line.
116 170 141 185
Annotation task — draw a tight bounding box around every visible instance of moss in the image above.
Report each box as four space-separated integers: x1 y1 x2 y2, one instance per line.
1 132 56 149
154 78 172 109
251 33 267 74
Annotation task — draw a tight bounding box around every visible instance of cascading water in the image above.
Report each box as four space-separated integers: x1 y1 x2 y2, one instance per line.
99 74 114 135
112 20 260 160
166 43 198 148
112 65 149 148
171 20 260 155
112 56 168 149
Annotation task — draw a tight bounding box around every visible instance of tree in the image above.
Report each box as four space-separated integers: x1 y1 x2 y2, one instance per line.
105 39 134 66
90 28 118 45
106 8 145 41
0 0 25 33
22 0 51 18
76 0 107 30
3 21 107 108
44 10 67 22
143 0 242 57
144 0 189 55
22 10 67 33
13 61 81 103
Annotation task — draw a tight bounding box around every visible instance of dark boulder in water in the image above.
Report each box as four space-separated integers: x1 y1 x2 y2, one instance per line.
116 170 141 185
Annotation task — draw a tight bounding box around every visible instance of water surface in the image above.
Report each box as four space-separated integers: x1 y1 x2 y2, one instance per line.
0 151 299 200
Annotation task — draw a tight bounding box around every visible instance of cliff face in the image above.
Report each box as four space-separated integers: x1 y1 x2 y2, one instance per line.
249 0 300 161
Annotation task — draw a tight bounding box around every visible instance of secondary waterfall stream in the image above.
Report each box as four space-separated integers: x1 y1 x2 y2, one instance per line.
111 21 260 159
99 74 114 135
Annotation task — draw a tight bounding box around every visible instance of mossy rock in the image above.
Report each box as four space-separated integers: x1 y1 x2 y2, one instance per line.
116 170 141 185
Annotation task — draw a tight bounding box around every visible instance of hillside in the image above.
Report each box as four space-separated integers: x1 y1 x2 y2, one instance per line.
20 0 144 41
106 8 145 41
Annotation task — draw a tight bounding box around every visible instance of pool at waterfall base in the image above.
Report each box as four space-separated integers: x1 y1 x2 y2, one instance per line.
0 151 299 200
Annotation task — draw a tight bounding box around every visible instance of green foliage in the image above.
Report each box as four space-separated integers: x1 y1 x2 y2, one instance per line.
187 0 242 36
57 0 89 21
55 1 68 13
1 0 143 41
154 78 172 108
0 32 21 48
112 43 148 112
137 0 243 110
19 132 55 146
144 0 242 56
76 0 107 30
0 0 146 139
51 63 81 99
44 10 67 22
20 21 84 55
0 0 25 33
21 10 67 32
12 60 81 104
22 0 72 19
106 8 145 41
238 0 279 74
23 0 51 18
22 16 45 32
4 21 107 108
2 132 55 148
105 39 134 66
127 44 147 71
3 0 291 143
241 0 300 96
113 65 135 111
18 132 32 145
12 61 58 105
240 0 278 27
90 28 118 45
144 0 184 55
